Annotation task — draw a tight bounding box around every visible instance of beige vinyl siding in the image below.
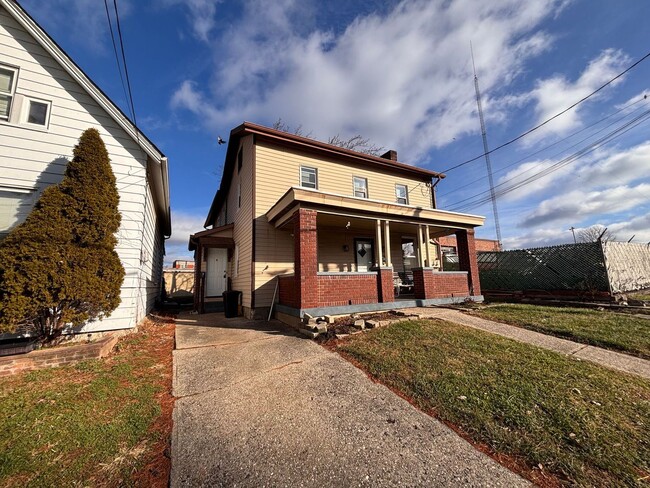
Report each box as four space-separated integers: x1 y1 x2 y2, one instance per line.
253 140 434 309
223 135 254 309
0 7 165 333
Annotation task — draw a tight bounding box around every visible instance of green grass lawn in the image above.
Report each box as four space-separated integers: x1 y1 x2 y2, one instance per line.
469 304 650 359
0 316 174 487
336 319 650 486
631 291 650 302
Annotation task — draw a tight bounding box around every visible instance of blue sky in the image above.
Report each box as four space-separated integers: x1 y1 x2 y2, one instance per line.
19 0 650 262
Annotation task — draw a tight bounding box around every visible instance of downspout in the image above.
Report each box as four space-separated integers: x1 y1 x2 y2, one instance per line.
431 177 442 208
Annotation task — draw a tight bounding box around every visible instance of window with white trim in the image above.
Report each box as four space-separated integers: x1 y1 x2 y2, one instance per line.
300 166 317 189
353 176 368 198
395 184 408 204
0 65 18 121
0 186 36 240
21 96 51 128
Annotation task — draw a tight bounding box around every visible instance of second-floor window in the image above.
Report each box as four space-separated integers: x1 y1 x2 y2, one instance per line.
353 176 368 198
395 184 408 205
0 65 17 121
300 166 318 189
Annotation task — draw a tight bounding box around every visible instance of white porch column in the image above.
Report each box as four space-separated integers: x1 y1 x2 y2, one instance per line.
376 219 383 267
384 220 392 267
425 225 431 267
417 225 425 267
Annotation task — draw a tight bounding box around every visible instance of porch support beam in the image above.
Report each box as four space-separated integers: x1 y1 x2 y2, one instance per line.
384 220 392 267
193 242 203 313
425 225 431 267
417 225 425 267
295 208 319 310
375 219 383 267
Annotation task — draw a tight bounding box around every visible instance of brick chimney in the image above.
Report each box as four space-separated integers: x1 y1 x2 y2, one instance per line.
380 149 397 161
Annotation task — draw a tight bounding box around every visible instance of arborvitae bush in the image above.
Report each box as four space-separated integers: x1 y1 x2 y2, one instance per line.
0 128 125 339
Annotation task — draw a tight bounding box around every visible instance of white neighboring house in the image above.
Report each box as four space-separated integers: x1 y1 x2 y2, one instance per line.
0 0 171 335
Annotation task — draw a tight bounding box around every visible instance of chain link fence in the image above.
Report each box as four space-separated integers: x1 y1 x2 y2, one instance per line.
478 241 650 296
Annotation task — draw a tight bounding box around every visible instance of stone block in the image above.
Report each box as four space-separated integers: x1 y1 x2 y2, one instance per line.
353 319 365 330
298 328 319 339
324 315 335 324
365 320 379 329
315 322 328 334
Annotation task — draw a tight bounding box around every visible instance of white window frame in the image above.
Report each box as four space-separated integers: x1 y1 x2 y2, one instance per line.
395 184 408 205
0 64 19 122
353 176 368 199
0 184 36 239
21 96 51 129
300 166 318 189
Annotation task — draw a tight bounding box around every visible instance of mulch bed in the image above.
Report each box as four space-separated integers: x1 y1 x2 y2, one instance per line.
131 312 176 488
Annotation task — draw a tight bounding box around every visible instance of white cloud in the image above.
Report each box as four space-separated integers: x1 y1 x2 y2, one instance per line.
160 0 220 42
170 0 565 162
168 210 206 247
524 49 630 143
608 213 650 243
521 183 650 228
502 227 572 249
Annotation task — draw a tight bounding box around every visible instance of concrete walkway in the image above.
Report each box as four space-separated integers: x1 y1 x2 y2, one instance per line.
171 312 528 487
404 307 650 380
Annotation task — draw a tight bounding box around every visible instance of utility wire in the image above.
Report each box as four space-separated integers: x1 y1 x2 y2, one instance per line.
103 0 132 122
112 0 138 129
441 50 650 173
447 109 650 211
438 96 648 198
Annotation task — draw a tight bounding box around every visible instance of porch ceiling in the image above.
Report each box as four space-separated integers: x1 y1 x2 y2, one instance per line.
188 223 234 251
267 187 485 231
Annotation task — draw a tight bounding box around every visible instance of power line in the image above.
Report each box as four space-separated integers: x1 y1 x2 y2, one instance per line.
103 0 132 122
112 0 138 129
438 96 648 198
441 50 650 173
447 108 650 211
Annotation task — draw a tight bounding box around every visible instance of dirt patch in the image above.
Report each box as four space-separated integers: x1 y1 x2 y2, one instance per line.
131 312 176 488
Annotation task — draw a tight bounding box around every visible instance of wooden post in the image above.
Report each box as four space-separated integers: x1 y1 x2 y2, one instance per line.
376 219 383 267
384 220 392 267
425 225 431 267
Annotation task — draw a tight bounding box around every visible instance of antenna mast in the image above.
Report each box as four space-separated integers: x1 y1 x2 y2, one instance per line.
471 42 502 245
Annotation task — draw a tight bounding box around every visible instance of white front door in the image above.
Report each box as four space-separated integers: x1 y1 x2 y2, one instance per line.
205 248 228 297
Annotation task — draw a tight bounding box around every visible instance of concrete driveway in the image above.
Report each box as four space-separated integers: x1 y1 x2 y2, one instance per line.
171 312 528 487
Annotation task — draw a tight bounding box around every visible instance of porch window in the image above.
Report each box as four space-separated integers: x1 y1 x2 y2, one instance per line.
353 176 368 198
0 65 18 121
395 184 408 204
300 166 318 189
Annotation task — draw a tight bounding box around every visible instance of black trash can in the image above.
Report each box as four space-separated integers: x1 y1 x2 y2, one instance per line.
223 290 242 318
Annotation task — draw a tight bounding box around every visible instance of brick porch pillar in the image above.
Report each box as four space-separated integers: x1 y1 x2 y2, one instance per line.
376 267 395 303
455 229 481 296
294 208 319 310
412 267 433 299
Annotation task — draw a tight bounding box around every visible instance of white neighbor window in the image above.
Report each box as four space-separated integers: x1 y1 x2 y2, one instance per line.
353 176 368 198
0 65 18 121
0 186 36 239
23 97 51 127
300 166 318 189
395 184 408 205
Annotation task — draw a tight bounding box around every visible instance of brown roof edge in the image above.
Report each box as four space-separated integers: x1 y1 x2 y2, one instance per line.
232 121 446 179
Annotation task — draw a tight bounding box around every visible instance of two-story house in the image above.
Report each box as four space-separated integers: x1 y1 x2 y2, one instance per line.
0 0 171 335
189 122 484 324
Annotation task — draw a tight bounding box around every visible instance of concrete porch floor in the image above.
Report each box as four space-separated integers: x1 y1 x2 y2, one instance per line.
171 311 528 487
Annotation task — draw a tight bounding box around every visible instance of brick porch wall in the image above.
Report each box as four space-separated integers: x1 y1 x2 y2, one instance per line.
294 209 319 309
278 275 298 308
318 274 378 307
413 268 469 299
377 267 395 303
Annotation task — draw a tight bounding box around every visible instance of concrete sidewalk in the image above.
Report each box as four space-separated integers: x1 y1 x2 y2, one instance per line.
171 312 528 487
405 307 650 380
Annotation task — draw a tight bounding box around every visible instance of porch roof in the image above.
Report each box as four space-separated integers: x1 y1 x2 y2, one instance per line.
266 187 485 230
188 223 234 251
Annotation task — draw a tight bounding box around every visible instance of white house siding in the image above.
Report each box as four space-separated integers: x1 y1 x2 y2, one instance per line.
0 7 165 332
